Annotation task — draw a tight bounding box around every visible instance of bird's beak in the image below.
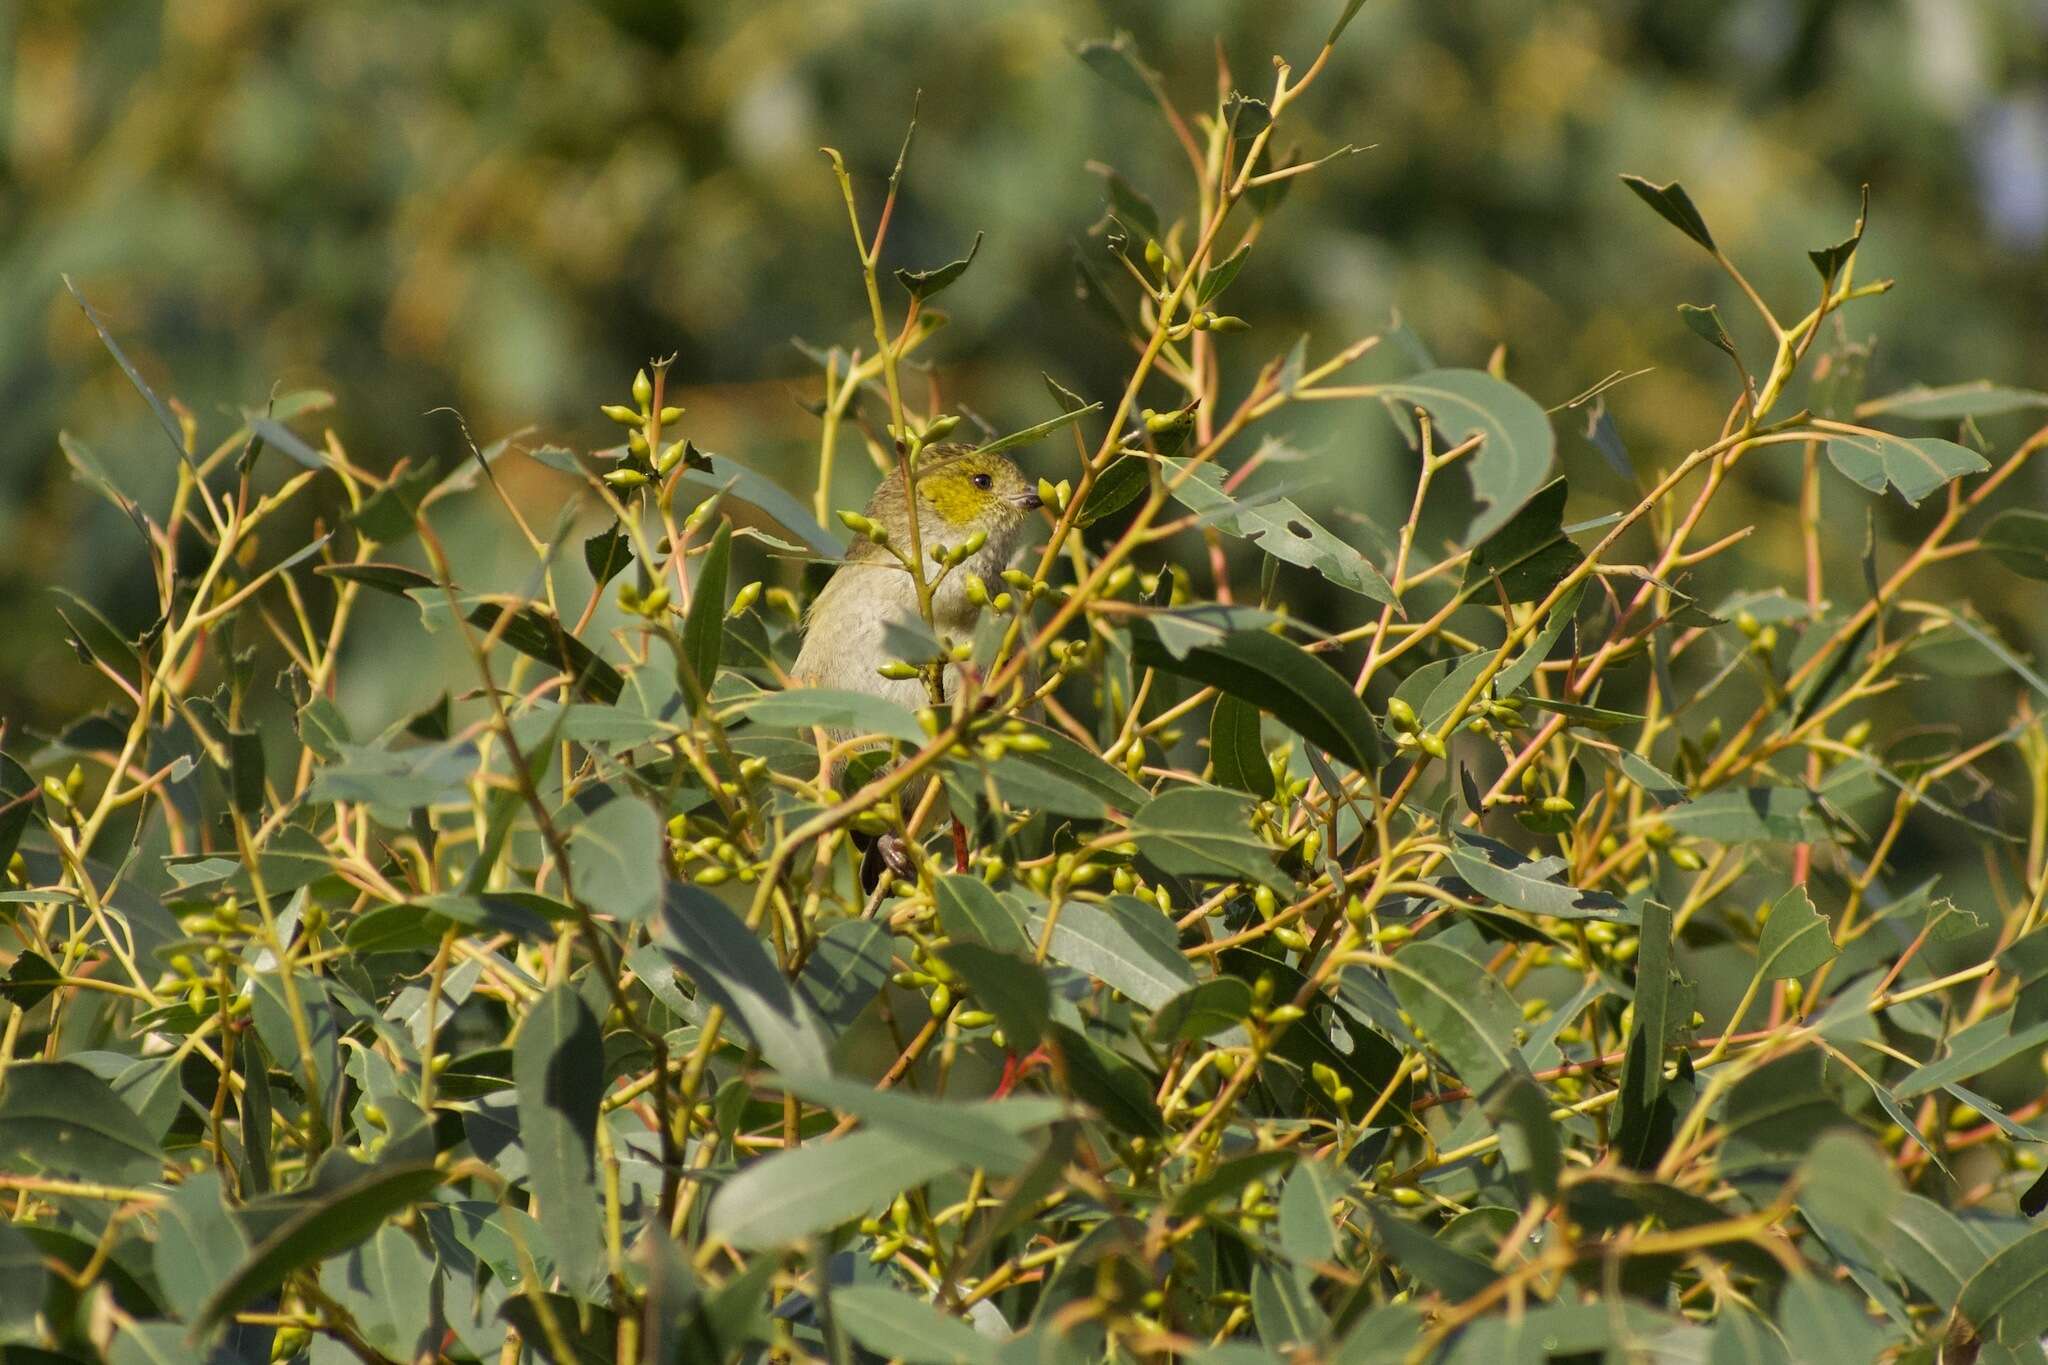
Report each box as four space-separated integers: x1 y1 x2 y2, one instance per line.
1014 491 1044 510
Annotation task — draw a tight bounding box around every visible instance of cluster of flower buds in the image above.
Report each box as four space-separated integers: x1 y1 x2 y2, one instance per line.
602 366 691 487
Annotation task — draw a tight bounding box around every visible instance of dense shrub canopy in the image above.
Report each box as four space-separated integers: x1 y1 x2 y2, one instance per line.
4 8 2048 1365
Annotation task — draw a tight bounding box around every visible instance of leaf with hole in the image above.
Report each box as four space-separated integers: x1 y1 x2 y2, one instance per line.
1163 455 1393 603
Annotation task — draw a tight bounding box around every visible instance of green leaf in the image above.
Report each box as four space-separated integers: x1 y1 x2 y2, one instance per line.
1858 380 2048 421
1617 900 1688 1170
1210 694 1275 797
971 403 1105 459
152 1171 248 1322
1363 1204 1495 1301
729 687 925 744
707 1129 956 1249
1171 1149 1298 1216
0 751 35 869
1092 163 1160 241
938 942 1051 1045
895 231 983 300
677 453 844 558
1131 624 1382 772
1130 785 1287 892
794 919 892 1036
934 874 1032 955
1619 175 1716 252
1885 1194 1998 1305
1196 243 1252 306
583 525 632 588
466 603 623 705
0 1060 162 1184
1896 1009 2048 1099
1797 1135 1903 1265
566 790 661 924
1150 977 1254 1042
305 738 474 813
1163 455 1394 603
1223 947 1409 1122
1444 830 1628 921
319 1223 437 1361
351 462 438 543
1326 0 1372 44
1709 1308 1793 1365
0 951 59 1011
681 521 731 710
62 275 194 469
1755 885 1837 981
1051 1022 1164 1137
1014 721 1149 811
1384 939 1527 1091
1719 1051 1847 1172
1073 32 1158 102
1486 1074 1562 1201
1463 477 1582 603
1277 1157 1347 1271
1660 786 1827 843
514 985 607 1301
194 1161 443 1331
1328 1304 1426 1364
1253 1259 1329 1351
0 1223 48 1337
1776 1275 1889 1364
1029 895 1195 1009
1678 302 1740 361
831 1285 999 1365
109 1323 205 1365
1077 455 1150 527
778 1075 1062 1177
1374 369 1555 548
1808 185 1868 283
657 881 831 1078
315 562 437 598
1824 428 1989 505
1981 509 2048 580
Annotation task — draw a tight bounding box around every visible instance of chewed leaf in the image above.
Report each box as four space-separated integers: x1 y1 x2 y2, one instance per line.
1823 426 1988 505
894 231 983 301
1163 454 1393 602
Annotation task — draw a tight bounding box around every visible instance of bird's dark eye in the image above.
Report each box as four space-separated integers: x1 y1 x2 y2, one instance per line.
971 473 993 491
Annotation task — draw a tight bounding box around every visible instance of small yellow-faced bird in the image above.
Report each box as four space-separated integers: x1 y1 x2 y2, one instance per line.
791 445 1042 707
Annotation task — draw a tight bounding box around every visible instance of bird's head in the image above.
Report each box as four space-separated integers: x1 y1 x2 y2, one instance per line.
870 445 1043 550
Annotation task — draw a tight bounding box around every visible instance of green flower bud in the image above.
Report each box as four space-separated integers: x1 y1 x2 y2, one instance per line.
632 369 653 408
604 469 648 488
602 404 644 427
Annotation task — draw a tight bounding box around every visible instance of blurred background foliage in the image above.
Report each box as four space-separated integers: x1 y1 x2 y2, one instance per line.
5 0 2047 740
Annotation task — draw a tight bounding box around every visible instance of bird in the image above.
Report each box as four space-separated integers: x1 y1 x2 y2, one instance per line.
790 444 1043 711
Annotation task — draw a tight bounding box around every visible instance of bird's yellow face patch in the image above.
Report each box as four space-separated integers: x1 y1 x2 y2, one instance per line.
914 451 1035 529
